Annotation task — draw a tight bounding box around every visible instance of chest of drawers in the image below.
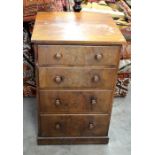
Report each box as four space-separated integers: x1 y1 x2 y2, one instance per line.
31 12 126 144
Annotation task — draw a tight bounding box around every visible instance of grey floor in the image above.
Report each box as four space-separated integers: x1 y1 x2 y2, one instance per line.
23 87 131 155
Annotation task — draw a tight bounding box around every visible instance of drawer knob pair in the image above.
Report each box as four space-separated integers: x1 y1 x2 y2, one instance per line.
55 123 94 130
55 75 100 83
55 98 96 106
95 53 103 61
55 53 62 60
55 76 63 83
55 53 102 61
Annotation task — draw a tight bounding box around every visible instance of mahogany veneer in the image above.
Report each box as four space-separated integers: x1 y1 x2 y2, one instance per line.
31 12 126 144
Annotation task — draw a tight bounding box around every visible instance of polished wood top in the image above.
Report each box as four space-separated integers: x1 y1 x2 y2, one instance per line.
31 12 126 45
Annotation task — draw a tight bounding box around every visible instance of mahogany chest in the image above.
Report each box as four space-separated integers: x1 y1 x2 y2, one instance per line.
31 12 126 144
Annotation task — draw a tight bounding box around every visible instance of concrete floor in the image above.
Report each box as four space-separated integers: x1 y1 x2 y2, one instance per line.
23 87 131 155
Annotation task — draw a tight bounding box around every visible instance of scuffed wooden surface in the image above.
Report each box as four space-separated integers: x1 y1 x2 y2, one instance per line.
31 12 126 45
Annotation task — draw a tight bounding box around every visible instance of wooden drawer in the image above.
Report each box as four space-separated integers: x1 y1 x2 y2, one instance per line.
40 114 110 137
38 67 117 89
39 90 113 114
37 45 120 67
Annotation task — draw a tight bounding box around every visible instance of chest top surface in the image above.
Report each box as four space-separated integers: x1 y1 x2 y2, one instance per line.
31 12 126 45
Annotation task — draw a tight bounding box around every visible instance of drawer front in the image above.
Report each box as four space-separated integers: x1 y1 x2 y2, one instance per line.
38 45 120 67
39 90 113 114
39 67 117 89
40 114 110 137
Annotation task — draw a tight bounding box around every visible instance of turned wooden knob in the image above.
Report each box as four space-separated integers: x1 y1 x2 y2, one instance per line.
55 76 63 83
55 99 61 106
89 123 94 129
92 75 100 83
91 99 97 105
95 53 103 60
55 53 62 60
73 0 82 12
55 123 61 129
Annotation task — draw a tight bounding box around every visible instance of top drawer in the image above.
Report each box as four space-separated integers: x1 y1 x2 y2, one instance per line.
37 45 120 67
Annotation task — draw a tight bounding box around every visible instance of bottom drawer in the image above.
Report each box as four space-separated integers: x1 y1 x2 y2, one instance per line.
40 114 110 137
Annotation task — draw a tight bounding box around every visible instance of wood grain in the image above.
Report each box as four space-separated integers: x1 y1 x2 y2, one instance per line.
37 136 109 144
32 12 124 144
39 90 113 114
38 45 121 67
31 12 126 45
38 67 117 89
39 114 110 137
